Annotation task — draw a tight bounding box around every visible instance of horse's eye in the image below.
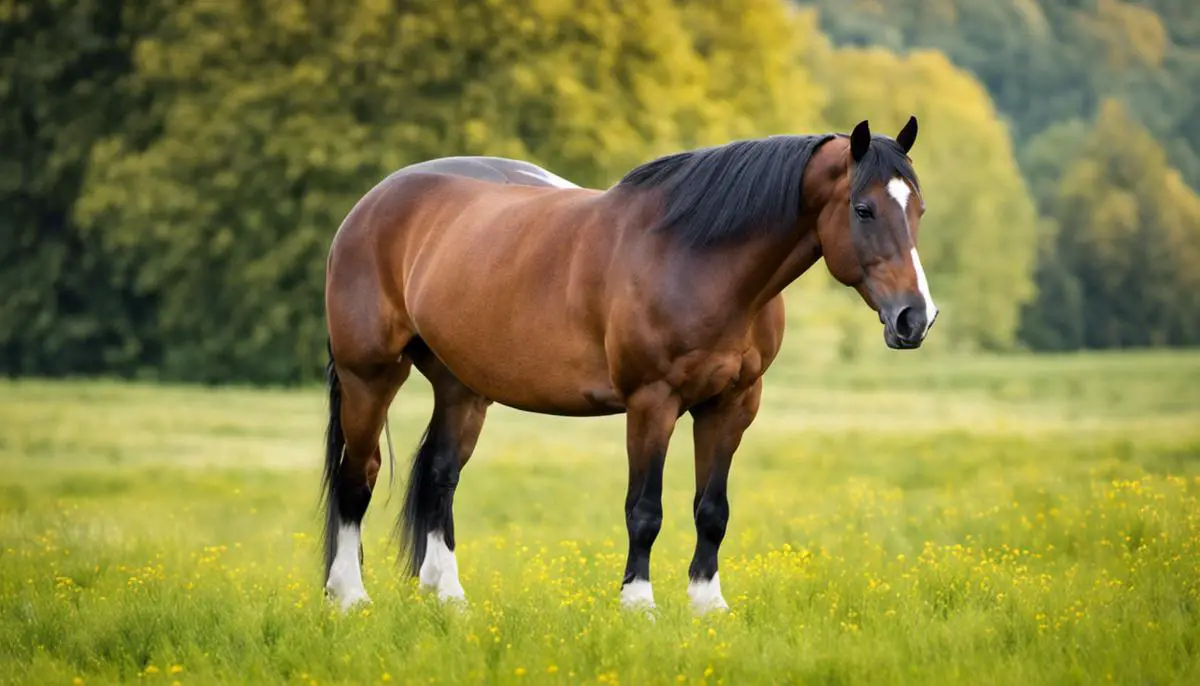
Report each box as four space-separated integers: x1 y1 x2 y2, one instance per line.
854 203 873 221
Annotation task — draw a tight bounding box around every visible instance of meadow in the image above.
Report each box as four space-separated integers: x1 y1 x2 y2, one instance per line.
1 349 1198 685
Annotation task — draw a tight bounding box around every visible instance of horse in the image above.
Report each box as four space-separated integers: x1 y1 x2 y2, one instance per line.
319 117 938 615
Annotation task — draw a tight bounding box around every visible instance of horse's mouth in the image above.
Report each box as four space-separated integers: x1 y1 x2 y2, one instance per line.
884 328 923 350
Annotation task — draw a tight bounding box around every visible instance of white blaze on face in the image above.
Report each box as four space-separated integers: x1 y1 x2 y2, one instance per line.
910 247 937 327
886 177 911 212
887 177 938 333
325 523 370 612
419 531 466 603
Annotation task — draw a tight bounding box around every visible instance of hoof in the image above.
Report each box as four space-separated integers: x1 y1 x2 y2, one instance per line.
326 585 371 613
619 580 656 617
420 580 469 609
688 573 729 616
691 597 729 615
437 589 469 609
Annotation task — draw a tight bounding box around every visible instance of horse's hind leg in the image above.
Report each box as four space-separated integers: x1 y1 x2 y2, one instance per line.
323 358 411 611
398 339 490 603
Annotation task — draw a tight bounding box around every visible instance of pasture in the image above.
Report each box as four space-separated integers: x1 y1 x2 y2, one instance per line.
1 350 1198 685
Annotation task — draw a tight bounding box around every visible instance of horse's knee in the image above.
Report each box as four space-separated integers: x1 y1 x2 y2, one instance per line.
695 496 729 544
628 500 663 549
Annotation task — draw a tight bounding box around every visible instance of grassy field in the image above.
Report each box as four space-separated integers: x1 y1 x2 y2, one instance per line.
1 350 1199 685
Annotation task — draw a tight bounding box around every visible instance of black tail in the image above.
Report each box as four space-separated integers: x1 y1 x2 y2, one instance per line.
397 423 443 577
320 340 345 581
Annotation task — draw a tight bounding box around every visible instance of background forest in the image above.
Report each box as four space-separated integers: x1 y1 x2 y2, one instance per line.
4 0 1199 384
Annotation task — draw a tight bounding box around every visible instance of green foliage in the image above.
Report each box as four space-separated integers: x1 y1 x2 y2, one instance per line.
799 0 1200 190
74 0 834 384
1018 118 1090 214
75 0 374 383
9 0 1195 384
799 0 1200 351
677 0 830 139
0 0 157 376
1021 101 1200 349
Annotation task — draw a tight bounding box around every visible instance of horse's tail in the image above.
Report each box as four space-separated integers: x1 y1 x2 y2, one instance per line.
398 422 441 578
320 339 345 581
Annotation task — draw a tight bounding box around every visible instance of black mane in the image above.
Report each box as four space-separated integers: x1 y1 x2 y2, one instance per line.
615 132 918 248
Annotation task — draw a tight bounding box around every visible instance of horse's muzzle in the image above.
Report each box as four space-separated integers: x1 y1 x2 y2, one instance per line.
880 297 936 350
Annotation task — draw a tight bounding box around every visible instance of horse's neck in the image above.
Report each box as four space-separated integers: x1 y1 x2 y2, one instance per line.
602 175 832 319
748 152 845 309
742 225 824 312
653 226 823 325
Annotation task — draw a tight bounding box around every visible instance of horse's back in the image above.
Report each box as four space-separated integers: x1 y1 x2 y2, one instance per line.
356 155 590 244
330 156 586 276
389 156 581 190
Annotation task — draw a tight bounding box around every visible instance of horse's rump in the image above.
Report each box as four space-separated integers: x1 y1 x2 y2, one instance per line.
330 159 622 415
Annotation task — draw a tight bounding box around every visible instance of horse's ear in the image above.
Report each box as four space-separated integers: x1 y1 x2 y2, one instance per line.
896 115 918 153
850 120 871 162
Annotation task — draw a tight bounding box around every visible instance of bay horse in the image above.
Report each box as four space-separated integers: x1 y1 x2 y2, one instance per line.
320 118 938 614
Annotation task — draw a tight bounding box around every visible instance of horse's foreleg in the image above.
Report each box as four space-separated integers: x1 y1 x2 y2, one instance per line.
620 383 682 611
687 379 762 614
399 342 490 604
323 360 410 612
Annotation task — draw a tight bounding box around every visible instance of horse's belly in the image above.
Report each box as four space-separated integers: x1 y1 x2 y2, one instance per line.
432 335 619 414
421 329 619 416
401 188 618 415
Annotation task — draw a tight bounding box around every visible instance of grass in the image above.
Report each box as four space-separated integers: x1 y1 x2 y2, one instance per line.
1 350 1199 684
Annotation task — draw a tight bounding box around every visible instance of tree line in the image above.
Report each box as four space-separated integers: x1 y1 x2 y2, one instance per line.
2 0 1196 385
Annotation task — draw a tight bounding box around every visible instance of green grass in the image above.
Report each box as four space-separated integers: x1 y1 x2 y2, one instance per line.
2 350 1199 685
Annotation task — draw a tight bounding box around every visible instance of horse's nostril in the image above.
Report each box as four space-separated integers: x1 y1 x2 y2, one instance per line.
894 306 917 339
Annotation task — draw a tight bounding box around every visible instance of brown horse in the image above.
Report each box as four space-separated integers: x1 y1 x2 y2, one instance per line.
320 118 937 614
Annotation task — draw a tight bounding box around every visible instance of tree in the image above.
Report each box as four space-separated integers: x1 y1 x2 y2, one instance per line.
796 0 1200 192
74 0 831 383
1019 118 1090 214
676 0 829 140
0 0 158 376
1023 100 1200 349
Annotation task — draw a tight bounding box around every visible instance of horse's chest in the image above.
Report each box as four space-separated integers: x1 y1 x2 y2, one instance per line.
661 349 757 407
607 293 780 407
